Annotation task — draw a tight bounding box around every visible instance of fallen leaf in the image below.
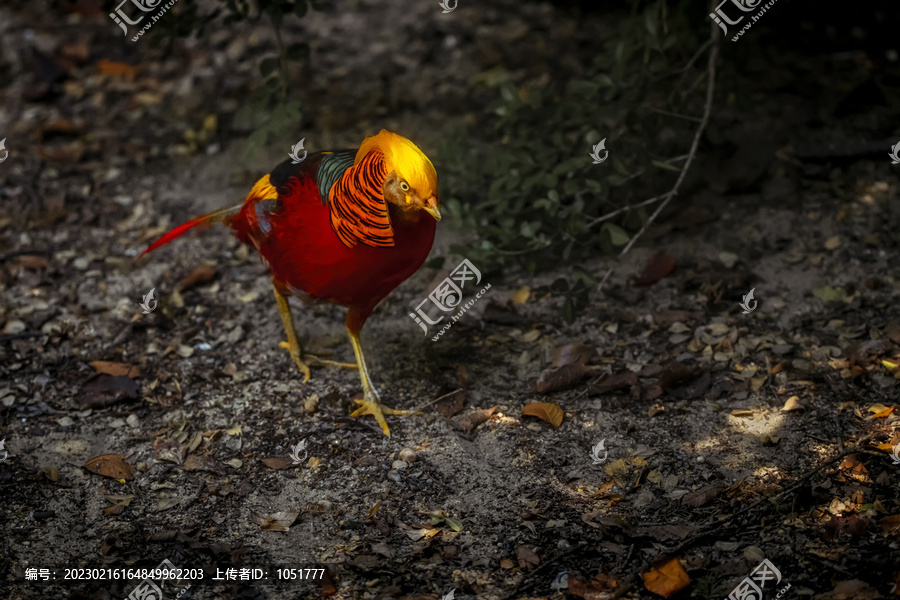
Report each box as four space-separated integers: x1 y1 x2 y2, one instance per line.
178 264 217 291
533 362 592 393
78 374 139 409
781 396 805 411
97 59 139 79
879 514 900 534
39 466 60 482
251 510 299 532
511 286 530 305
633 251 677 286
551 343 596 368
681 484 726 507
152 437 184 465
870 404 895 418
183 454 218 472
642 557 690 598
847 339 893 367
516 545 540 570
456 406 497 432
89 361 140 378
522 402 564 428
591 371 638 394
262 457 295 470
84 454 134 480
434 385 466 418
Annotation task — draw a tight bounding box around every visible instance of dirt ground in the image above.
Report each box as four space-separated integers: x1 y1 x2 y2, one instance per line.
2 1 900 599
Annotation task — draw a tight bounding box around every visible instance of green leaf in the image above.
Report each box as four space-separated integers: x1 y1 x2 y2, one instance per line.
603 223 630 246
651 159 681 172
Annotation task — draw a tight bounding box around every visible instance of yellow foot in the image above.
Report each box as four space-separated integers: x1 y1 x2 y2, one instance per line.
350 396 414 437
278 341 312 383
278 342 358 374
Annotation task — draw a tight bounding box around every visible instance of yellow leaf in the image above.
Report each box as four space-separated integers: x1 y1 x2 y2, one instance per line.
522 402 564 428
511 286 531 305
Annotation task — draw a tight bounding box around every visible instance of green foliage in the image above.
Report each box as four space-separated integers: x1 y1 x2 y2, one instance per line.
436 0 705 282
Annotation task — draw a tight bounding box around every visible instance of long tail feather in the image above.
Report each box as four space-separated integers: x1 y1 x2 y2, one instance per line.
140 204 242 258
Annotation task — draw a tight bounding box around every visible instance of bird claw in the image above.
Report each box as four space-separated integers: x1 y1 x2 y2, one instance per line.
277 341 358 375
278 341 312 382
350 396 413 437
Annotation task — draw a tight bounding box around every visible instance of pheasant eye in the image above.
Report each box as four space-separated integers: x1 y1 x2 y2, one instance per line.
400 181 409 191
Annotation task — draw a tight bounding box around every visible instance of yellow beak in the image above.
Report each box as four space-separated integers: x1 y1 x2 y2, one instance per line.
423 197 442 221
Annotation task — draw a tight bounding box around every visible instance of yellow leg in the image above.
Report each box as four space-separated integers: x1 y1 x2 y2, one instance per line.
273 285 312 382
346 323 413 437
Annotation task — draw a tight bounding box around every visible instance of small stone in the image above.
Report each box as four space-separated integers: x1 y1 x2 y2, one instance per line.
719 251 739 268
73 257 91 270
177 345 194 357
3 320 26 335
398 448 417 463
126 414 140 427
387 470 401 482
743 545 766 562
392 460 408 470
57 416 74 427
109 418 126 428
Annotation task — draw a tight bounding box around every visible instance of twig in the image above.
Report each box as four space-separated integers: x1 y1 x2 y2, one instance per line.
412 388 463 413
615 38 718 260
645 106 702 122
586 193 668 228
270 14 290 98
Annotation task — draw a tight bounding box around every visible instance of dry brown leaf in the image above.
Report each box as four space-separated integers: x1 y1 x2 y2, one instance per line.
178 264 217 291
84 454 134 480
780 396 805 411
534 362 591 393
97 59 139 79
262 457 295 470
879 514 900 534
551 343 596 368
152 437 184 465
78 374 139 409
522 402 564 428
456 406 497 432
90 361 140 378
642 557 690 598
434 385 466 418
251 510 299 532
633 251 677 286
516 545 540 570
681 484 726 507
591 371 638 394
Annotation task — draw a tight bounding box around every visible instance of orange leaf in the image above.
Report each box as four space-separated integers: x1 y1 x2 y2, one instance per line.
643 557 690 598
872 406 896 418
84 454 134 480
90 361 140 378
522 402 564 428
97 59 139 79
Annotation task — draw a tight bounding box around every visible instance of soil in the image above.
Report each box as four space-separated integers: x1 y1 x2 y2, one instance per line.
1 1 899 599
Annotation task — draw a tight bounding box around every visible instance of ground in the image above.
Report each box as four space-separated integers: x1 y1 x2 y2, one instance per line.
1 1 900 599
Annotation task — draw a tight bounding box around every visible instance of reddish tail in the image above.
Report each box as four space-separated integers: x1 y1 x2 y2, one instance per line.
140 205 242 258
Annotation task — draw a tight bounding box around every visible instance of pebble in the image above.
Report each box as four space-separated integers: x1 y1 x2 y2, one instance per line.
387 470 401 482
3 320 26 335
73 257 91 270
57 417 74 427
392 460 408 470
398 448 417 463
109 418 126 428
126 414 140 428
